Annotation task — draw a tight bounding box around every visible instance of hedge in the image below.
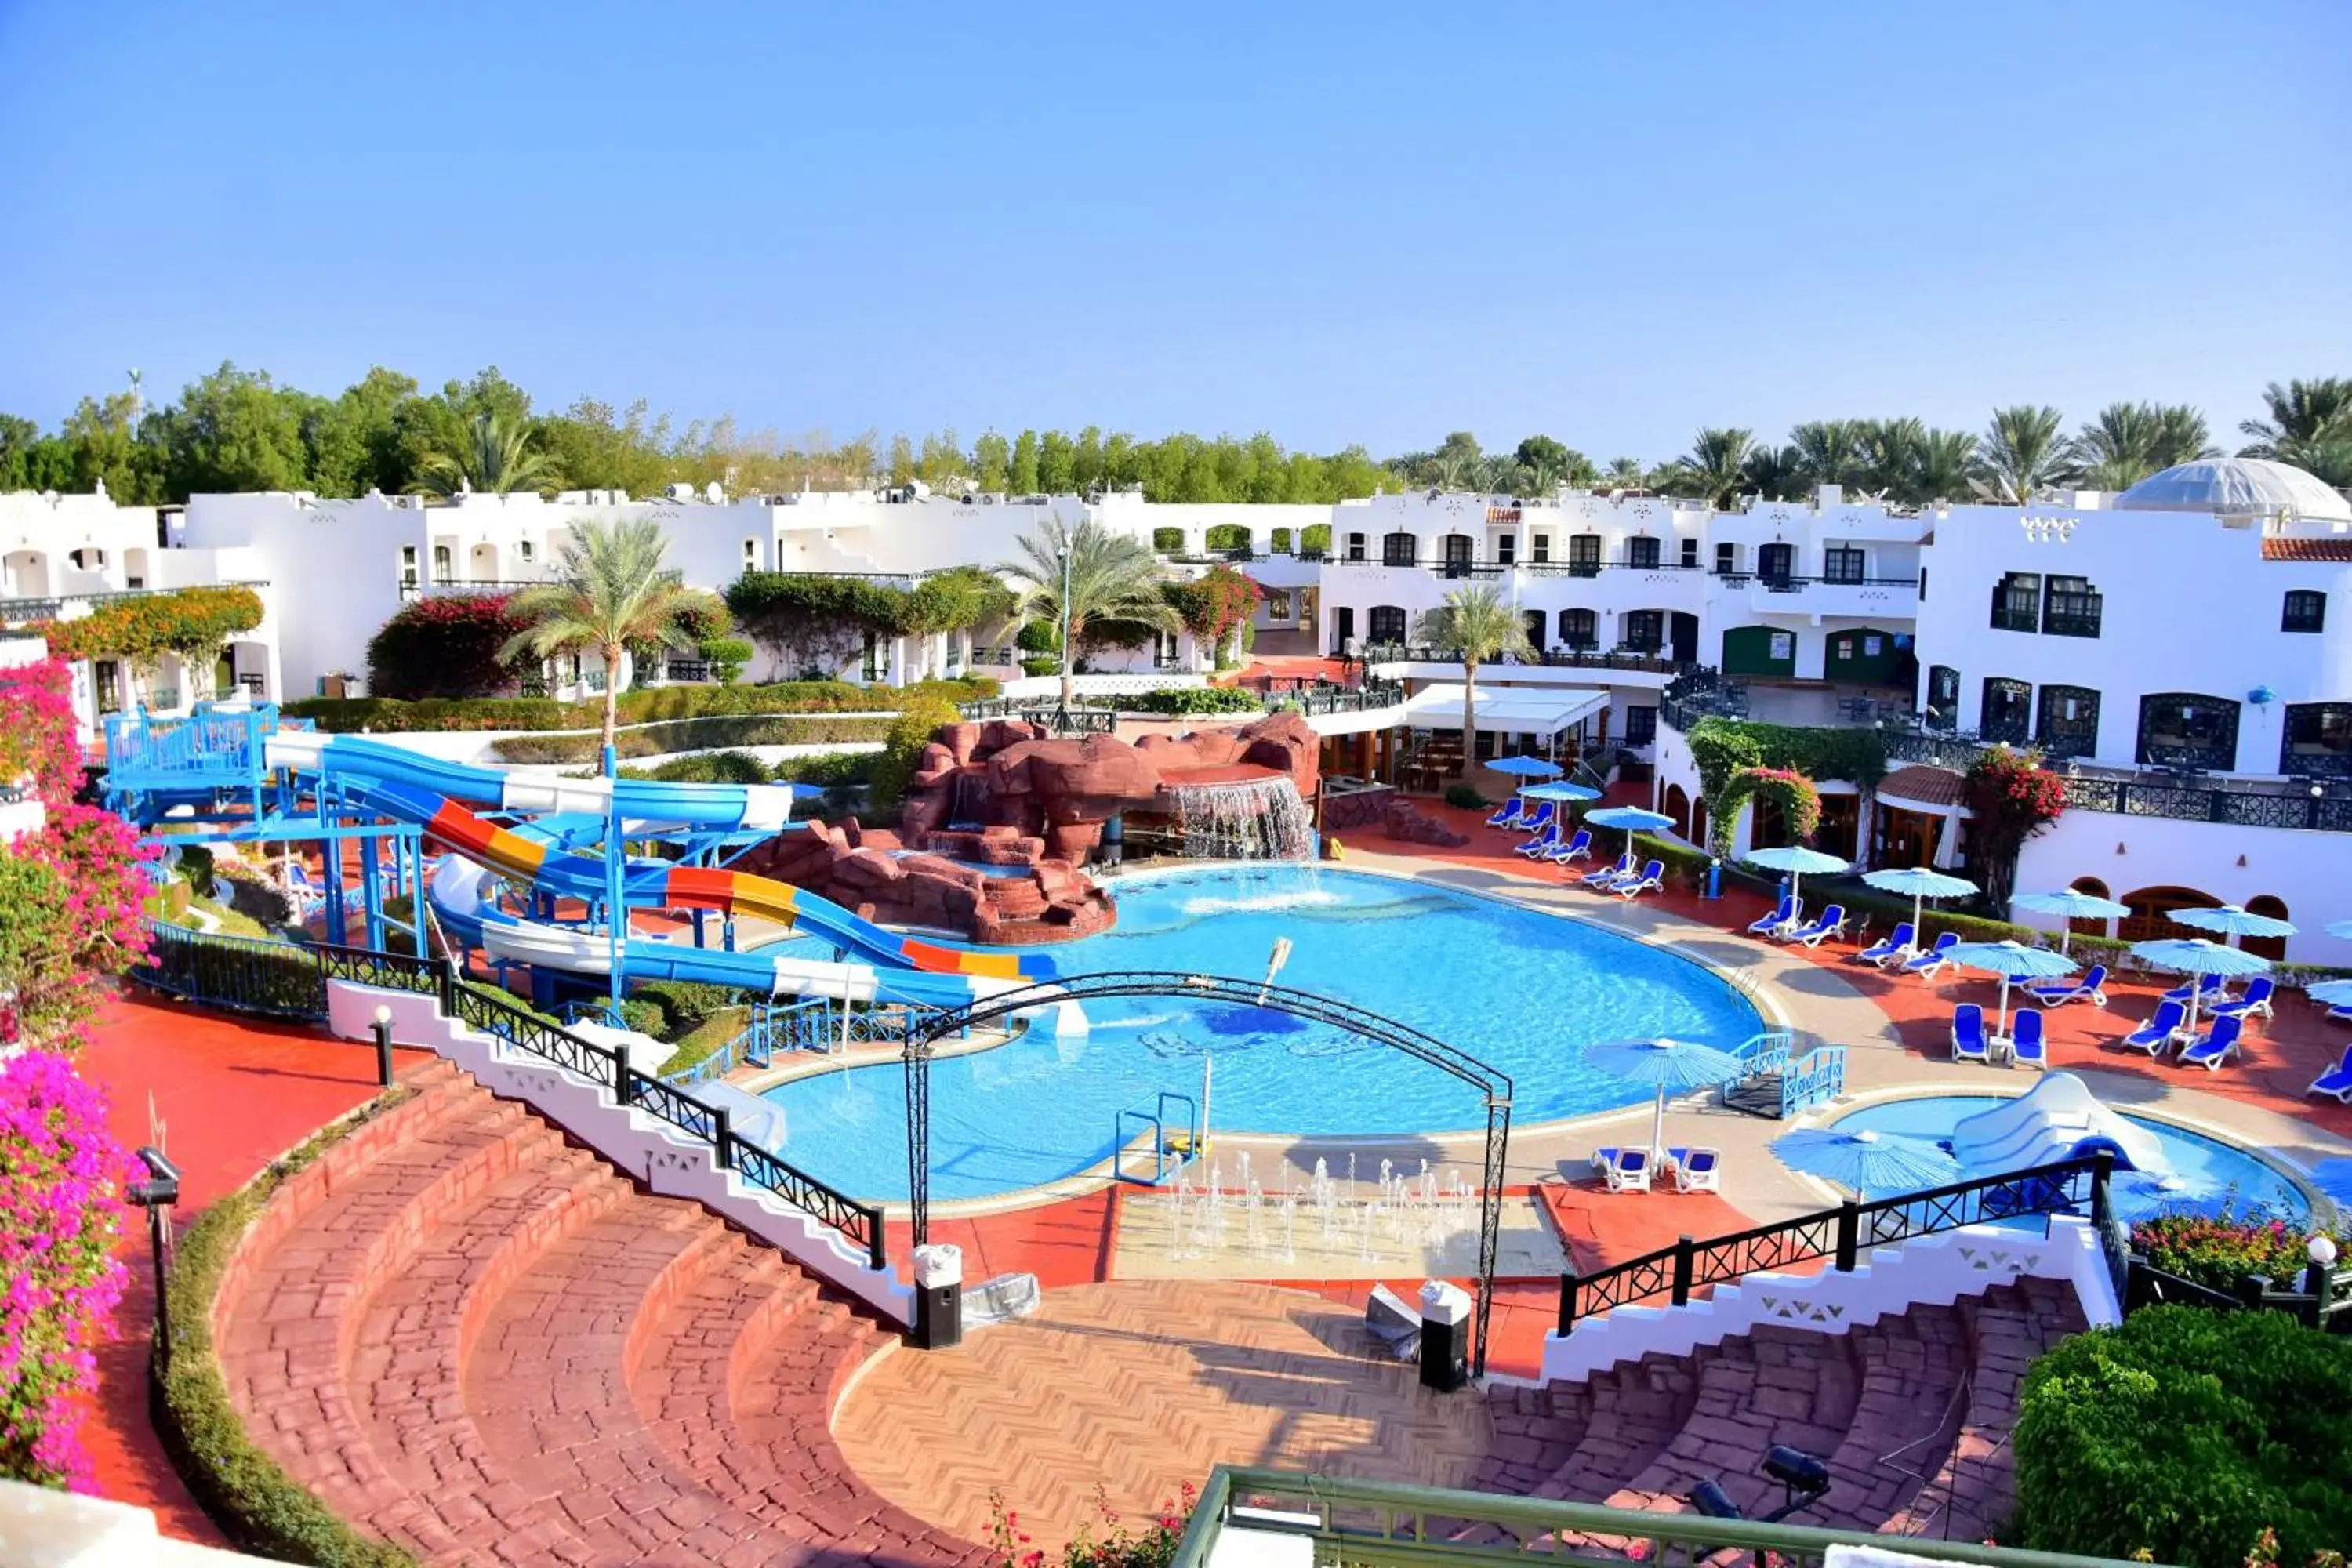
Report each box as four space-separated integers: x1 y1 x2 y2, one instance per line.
630 980 742 1042
363 594 531 701
2014 1306 2352 1567
1122 687 1264 717
281 676 996 734
154 1092 419 1566
492 713 895 764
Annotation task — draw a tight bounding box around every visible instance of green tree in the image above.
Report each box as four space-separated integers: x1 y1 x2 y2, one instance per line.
409 409 563 497
1856 417 1926 501
1037 430 1076 492
0 414 42 491
2238 378 2352 484
1790 419 1867 491
1072 426 1106 493
1740 443 1805 501
996 516 1181 710
303 366 421 495
916 429 964 490
971 430 1010 491
534 397 670 497
2075 402 2162 492
1007 429 1041 493
2147 404 2216 470
1513 434 1572 477
1912 428 1980 504
1412 584 1530 779
60 393 163 502
885 432 916 486
1973 405 2077 504
1602 456 1646 489
1676 426 1755 508
499 518 702 757
151 362 314 496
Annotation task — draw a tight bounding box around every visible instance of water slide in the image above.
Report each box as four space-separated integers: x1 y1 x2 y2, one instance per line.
262 731 1057 1004
1950 1073 2169 1175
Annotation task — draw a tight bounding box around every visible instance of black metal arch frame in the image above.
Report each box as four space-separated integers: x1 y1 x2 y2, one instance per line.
906 971 1515 1375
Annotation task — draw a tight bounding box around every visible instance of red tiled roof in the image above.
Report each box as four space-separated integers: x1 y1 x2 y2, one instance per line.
2261 536 2352 562
1877 764 1966 808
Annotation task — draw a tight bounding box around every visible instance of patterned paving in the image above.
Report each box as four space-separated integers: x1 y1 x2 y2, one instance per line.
833 1280 1497 1549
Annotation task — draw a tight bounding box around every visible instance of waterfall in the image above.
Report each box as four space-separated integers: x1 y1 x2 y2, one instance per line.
1166 777 1315 861
948 768 989 830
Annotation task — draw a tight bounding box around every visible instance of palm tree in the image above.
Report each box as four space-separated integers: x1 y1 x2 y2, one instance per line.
500 518 702 759
1676 427 1755 509
2075 402 2161 492
2239 378 2352 485
1790 419 1867 492
1740 443 1804 502
411 409 563 497
2148 404 2218 470
1412 585 1530 779
999 516 1181 711
1857 417 1927 501
1602 456 1646 490
1971 405 2078 504
1912 428 1980 504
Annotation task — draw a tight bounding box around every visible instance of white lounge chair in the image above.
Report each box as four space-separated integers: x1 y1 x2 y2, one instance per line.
1589 1146 1653 1194
1666 1147 1721 1193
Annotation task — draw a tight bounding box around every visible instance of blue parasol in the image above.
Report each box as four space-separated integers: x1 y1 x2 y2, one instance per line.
2012 888 2132 953
1861 866 1978 946
1582 1036 1746 1160
1585 804 1676 858
2170 903 2298 949
1770 1126 1961 1200
1485 755 1565 779
2129 938 2272 1037
1947 939 2077 1032
1745 844 1852 908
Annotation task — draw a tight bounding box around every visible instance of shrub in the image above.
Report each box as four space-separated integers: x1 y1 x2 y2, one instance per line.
364 593 532 700
868 697 961 812
1684 716 1887 807
176 844 218 899
2131 1210 2329 1293
281 677 993 735
25 586 264 671
699 635 753 684
1443 783 1489 810
493 714 894 765
0 1051 133 1491
1015 619 1059 654
631 981 739 1042
619 750 772 786
615 998 666 1037
1713 765 1821 853
4 805 158 1047
772 750 873 788
1019 656 1060 677
1123 687 1264 717
2014 1306 2352 1566
1964 746 2069 906
724 570 1012 677
155 1094 417 1565
0 659 82 804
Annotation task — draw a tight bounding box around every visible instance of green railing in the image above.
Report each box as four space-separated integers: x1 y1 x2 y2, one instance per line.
1172 1466 2169 1568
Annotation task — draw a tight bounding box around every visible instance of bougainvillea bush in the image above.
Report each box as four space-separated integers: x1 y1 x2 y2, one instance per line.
364 592 534 700
0 659 82 804
2132 1210 2335 1293
1716 764 1822 855
0 1049 133 1490
1962 746 2067 904
5 806 157 1048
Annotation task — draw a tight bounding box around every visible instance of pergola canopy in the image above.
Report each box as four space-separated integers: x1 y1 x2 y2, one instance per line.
1401 684 1610 737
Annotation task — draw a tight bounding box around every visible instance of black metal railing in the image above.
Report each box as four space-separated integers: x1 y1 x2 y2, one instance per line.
1362 642 1690 675
128 925 891 1281
1558 1153 2111 1334
660 659 712 683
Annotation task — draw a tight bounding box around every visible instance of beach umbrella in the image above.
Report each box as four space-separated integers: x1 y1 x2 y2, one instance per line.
1745 844 1853 909
1861 866 1978 947
2307 978 2352 1008
2327 919 2352 941
2012 888 2133 954
1486 755 1565 779
1581 1036 1746 1161
1586 804 1676 860
2129 938 2273 1039
2170 903 2298 949
1520 780 1603 804
1770 1126 1961 1201
1947 939 2077 1033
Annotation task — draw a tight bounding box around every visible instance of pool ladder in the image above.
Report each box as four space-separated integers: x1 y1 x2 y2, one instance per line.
1113 1091 1200 1185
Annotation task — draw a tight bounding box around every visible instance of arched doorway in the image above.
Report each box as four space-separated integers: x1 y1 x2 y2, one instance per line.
2066 877 2113 943
2118 886 2224 946
1690 795 1709 852
1664 784 1692 839
2244 895 2290 962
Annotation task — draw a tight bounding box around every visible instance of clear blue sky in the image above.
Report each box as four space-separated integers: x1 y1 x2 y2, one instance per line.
3 0 2347 462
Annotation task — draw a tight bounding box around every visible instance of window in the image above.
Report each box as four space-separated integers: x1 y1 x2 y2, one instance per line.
743 539 758 568
1918 567 1927 600
94 662 120 714
1925 665 1960 730
1624 706 1658 746
1823 544 1865 584
517 540 535 564
1345 532 1367 561
1991 572 2040 632
1368 604 1407 644
1333 606 1354 649
1521 610 1544 652
2284 590 2327 633
1679 537 1699 569
67 548 106 570
1568 534 1601 577
1530 533 1549 564
1381 532 1416 566
1440 534 1475 577
862 632 885 683
1627 535 1661 569
2242 895 2292 962
1715 542 1738 575
2136 692 2239 770
399 545 418 589
1266 591 1292 619
2036 684 2100 757
1496 533 1515 565
1758 542 1795 586
432 545 452 579
1558 608 1596 649
2042 575 2102 637
1981 677 2032 742
2281 702 2352 776
1621 611 1664 652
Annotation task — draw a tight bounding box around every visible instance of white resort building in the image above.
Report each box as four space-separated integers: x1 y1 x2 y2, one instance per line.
5 456 2350 961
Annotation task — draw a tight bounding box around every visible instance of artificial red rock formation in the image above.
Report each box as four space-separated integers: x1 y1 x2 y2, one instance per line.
730 817 1115 946
1380 797 1471 847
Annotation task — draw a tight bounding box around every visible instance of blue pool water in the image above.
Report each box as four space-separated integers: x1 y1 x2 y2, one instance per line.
1831 1096 2308 1223
762 865 1765 1201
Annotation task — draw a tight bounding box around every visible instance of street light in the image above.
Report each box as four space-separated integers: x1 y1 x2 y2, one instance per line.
126 1146 183 1373
372 1004 395 1088
1055 538 1073 733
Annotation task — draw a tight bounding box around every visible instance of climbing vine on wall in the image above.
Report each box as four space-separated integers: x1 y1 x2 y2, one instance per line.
1711 765 1823 855
27 586 264 673
724 568 1016 677
1684 716 1886 810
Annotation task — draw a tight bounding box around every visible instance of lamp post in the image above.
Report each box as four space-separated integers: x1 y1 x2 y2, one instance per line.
1056 538 1073 734
126 1147 183 1374
372 1004 395 1088
2307 1233 2339 1329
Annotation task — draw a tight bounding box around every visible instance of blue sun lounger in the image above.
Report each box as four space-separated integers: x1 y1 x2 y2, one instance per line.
2027 964 2107 1008
1544 827 1593 864
2009 1007 2047 1069
1853 921 1915 967
1748 894 1798 937
1581 851 1635 889
1903 931 1960 978
1486 797 1527 830
2309 1044 2352 1103
2178 1013 2244 1072
1951 1002 1991 1064
2122 1000 2187 1056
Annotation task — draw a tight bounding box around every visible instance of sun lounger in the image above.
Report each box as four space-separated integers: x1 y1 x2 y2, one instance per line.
2122 999 2187 1056
1544 827 1593 865
1589 1146 1653 1194
1667 1147 1721 1194
1903 931 1960 978
2178 1013 2244 1072
1515 822 1562 858
1748 895 1799 938
2328 1004 2352 1026
1781 904 1846 947
2162 972 2229 1006
2027 964 2107 1009
1613 859 1666 899
1951 1002 1991 1064
2208 976 2274 1023
2009 1007 2047 1069
1853 921 1915 967
2310 1044 2352 1103
1581 852 1636 889
1512 801 1555 840
1486 798 1527 830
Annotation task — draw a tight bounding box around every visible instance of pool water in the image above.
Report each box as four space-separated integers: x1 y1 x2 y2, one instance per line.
1832 1096 2308 1223
762 865 1765 1201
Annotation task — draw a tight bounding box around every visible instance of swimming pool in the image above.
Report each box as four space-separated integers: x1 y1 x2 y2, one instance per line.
1831 1095 2309 1223
760 865 1766 1202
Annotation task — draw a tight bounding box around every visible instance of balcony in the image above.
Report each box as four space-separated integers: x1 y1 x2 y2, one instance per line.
0 579 273 626
1744 574 1919 619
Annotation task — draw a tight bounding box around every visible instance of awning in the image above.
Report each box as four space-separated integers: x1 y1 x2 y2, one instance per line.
1400 684 1610 737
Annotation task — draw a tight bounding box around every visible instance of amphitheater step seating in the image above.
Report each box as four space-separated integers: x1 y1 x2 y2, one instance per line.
217 1066 981 1567
1472 1280 2085 1542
